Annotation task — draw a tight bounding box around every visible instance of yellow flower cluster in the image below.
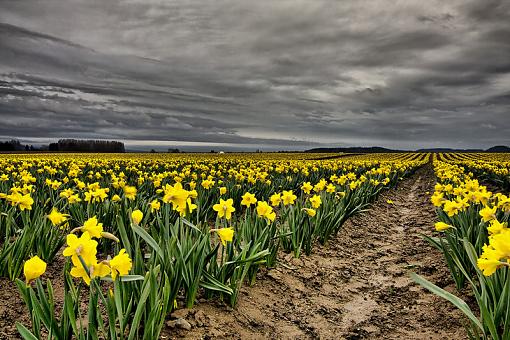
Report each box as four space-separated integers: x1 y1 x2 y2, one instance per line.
432 158 510 276
477 227 510 276
161 182 197 216
431 162 501 218
62 217 132 285
4 192 34 211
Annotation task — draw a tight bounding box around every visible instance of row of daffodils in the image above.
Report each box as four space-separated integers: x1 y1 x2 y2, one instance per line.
0 152 427 339
412 154 510 339
450 153 510 193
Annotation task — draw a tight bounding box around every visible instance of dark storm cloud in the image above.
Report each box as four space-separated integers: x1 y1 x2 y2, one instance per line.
0 0 510 150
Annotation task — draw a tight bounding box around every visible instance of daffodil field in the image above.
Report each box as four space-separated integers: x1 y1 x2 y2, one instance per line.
3 152 510 339
0 152 428 339
412 153 510 339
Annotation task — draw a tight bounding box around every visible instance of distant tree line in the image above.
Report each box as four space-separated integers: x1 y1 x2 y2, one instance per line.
0 139 36 151
48 139 125 153
149 149 183 153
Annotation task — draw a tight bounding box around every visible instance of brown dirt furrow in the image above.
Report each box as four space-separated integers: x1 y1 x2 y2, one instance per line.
167 165 466 339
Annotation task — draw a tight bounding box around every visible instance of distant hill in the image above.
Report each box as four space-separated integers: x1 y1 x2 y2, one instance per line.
305 146 405 153
486 145 510 153
416 148 483 153
305 146 510 153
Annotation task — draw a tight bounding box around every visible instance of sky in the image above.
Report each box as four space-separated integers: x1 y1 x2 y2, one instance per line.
0 0 509 151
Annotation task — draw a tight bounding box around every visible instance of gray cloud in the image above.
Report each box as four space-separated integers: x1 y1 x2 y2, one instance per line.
0 0 510 150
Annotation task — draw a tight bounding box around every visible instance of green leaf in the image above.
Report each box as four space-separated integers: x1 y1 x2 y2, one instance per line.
16 323 38 340
200 271 234 295
128 273 152 340
410 272 484 333
64 293 79 337
181 218 202 233
420 234 442 250
132 224 163 258
116 214 132 255
101 275 145 282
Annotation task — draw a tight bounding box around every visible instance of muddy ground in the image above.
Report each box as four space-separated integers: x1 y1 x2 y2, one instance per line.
0 165 467 339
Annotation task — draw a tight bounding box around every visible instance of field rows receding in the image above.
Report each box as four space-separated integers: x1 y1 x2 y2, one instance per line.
0 153 429 340
4 152 506 339
165 165 466 339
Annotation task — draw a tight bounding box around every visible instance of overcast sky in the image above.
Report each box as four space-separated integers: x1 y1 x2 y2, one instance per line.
0 0 509 151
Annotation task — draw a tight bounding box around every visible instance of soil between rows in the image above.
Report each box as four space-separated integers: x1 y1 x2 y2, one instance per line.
0 165 467 339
